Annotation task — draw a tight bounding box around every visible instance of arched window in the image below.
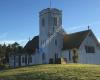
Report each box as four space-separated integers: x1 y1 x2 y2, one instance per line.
55 53 58 59
53 17 57 26
42 53 45 61
29 55 32 63
55 53 58 63
55 39 57 46
22 56 25 63
42 18 45 26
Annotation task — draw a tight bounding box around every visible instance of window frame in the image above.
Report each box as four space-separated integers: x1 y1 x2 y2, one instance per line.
55 53 58 59
53 17 57 26
42 18 45 27
28 55 32 63
55 39 57 46
22 56 25 63
85 46 95 53
42 53 45 61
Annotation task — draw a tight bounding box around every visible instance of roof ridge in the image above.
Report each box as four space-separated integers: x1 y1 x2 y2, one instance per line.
68 29 91 35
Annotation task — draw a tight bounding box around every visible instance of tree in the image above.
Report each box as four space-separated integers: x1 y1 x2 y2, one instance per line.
0 42 24 65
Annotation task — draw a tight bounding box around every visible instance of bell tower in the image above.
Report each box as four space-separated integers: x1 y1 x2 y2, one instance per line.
39 8 63 63
39 8 62 48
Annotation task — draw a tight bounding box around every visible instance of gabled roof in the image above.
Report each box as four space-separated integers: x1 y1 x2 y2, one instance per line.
24 36 39 54
63 30 91 50
24 29 100 52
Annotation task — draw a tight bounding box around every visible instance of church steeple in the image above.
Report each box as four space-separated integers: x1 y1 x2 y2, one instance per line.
39 8 62 47
39 8 63 64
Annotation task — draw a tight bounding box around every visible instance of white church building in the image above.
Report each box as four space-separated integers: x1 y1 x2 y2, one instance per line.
9 8 100 67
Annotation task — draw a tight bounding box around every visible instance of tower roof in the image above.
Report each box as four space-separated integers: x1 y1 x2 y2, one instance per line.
39 8 62 16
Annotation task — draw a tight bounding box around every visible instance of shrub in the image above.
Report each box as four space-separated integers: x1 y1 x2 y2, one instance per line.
0 64 9 70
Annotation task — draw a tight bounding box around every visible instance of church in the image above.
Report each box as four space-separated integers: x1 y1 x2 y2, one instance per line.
9 8 100 67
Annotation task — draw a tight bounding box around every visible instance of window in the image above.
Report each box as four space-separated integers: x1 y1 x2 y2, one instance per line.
69 50 71 61
22 57 25 63
55 53 58 59
53 17 57 26
53 26 54 32
85 46 95 53
42 18 45 26
55 53 58 63
29 55 32 63
42 53 45 61
15 56 19 63
55 39 57 46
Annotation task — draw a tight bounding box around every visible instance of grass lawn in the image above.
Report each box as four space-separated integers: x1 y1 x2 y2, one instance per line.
0 64 100 80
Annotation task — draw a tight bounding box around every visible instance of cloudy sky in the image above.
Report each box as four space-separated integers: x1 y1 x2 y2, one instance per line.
0 0 100 46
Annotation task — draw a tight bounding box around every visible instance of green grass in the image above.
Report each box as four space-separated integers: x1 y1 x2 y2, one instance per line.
0 64 100 80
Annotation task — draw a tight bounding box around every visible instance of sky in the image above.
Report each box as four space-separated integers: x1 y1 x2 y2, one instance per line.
0 0 100 46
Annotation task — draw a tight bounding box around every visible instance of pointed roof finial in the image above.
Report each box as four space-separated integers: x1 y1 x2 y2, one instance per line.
88 25 90 30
